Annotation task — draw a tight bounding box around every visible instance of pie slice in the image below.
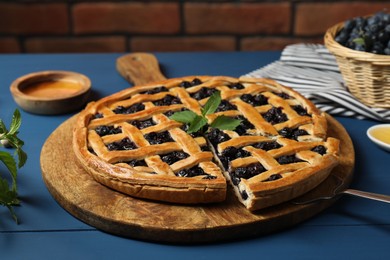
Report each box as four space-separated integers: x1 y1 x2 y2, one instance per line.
73 76 339 210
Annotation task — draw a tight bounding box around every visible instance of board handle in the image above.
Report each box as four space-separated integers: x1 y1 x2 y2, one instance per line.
116 53 167 86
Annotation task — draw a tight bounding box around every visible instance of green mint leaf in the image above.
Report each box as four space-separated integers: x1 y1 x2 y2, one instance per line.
0 179 19 205
201 90 221 116
210 115 242 131
3 134 24 149
169 110 198 124
7 204 19 224
9 109 21 135
0 151 17 182
170 91 240 134
0 109 25 224
0 120 6 134
187 115 207 134
0 179 19 223
3 135 15 148
17 148 27 169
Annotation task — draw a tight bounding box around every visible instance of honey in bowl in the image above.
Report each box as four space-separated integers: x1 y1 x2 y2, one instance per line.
22 80 83 99
367 124 390 152
369 126 390 145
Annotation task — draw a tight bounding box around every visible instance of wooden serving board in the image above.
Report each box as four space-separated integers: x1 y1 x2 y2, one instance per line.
40 53 355 243
41 114 354 243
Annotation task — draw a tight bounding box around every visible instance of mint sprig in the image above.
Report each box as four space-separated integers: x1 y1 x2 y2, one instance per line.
170 91 241 134
0 109 27 223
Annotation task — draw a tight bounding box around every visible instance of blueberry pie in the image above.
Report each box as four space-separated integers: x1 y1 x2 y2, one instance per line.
73 76 339 210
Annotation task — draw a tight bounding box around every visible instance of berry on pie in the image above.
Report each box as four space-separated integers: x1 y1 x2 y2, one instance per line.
73 76 339 211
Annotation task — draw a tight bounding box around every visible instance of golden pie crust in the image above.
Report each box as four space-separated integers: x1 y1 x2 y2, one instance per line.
72 76 339 211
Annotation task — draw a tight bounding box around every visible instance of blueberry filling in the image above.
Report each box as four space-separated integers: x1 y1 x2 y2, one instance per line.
274 92 290 99
190 87 217 100
126 159 147 167
130 118 156 129
164 110 175 118
230 163 266 185
177 166 216 179
252 141 281 151
311 145 327 155
221 146 251 160
276 155 304 165
228 82 245 89
201 145 210 151
160 151 189 165
191 78 202 86
240 190 248 200
92 113 103 119
240 94 268 106
179 81 192 88
215 100 237 112
262 107 288 124
262 174 283 182
180 78 202 88
106 138 137 151
220 146 250 169
292 105 310 116
95 125 122 136
205 128 231 147
233 115 254 136
140 86 168 95
153 95 182 106
144 131 174 144
176 166 206 177
113 103 145 114
279 127 308 140
234 125 248 136
203 175 217 180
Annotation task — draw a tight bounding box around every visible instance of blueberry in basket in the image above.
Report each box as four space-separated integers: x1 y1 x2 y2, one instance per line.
335 11 390 55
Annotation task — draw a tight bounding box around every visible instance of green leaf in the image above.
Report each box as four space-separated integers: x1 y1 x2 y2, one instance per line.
0 119 6 134
4 134 24 149
7 205 19 224
0 179 19 205
210 115 242 131
0 109 25 224
201 90 221 116
9 109 21 135
187 115 208 134
169 91 240 134
0 179 19 223
0 151 17 182
169 110 198 124
353 37 365 45
17 148 27 168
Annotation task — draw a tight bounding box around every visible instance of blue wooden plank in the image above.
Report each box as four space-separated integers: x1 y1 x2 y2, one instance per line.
1 225 389 260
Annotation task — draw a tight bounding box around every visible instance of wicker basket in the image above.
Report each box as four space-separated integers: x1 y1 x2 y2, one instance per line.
324 21 390 108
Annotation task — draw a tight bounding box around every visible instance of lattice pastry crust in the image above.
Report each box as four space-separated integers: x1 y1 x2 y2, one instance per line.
73 76 339 210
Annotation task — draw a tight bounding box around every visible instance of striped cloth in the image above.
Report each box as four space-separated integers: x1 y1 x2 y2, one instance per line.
245 43 390 122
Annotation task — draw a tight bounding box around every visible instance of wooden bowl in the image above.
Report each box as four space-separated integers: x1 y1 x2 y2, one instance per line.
10 70 91 115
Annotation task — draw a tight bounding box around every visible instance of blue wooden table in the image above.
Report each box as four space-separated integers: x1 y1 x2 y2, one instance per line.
0 52 389 259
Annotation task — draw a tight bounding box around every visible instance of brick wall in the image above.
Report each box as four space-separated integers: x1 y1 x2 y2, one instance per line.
0 0 389 53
